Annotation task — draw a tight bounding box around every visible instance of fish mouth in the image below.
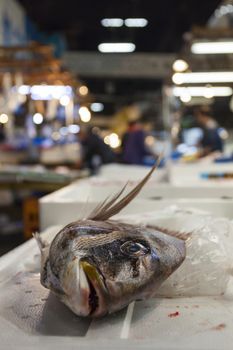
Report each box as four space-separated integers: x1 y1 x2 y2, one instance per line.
80 260 108 317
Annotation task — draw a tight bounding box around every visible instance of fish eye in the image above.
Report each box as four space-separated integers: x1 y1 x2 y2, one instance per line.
120 241 149 257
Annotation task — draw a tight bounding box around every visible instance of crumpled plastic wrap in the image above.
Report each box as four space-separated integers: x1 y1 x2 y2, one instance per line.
114 206 233 297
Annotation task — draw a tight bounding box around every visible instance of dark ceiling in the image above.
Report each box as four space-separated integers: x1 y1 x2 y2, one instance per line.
18 0 221 52
17 0 223 121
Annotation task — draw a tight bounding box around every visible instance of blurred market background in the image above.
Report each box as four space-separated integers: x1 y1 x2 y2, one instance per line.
1 0 233 254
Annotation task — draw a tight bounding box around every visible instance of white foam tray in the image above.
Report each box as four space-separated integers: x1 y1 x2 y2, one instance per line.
170 162 233 186
40 178 233 229
0 225 233 350
99 163 168 182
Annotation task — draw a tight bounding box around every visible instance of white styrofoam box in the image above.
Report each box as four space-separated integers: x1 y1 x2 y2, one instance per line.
40 178 233 230
0 225 233 349
99 163 168 182
40 143 82 165
170 162 233 186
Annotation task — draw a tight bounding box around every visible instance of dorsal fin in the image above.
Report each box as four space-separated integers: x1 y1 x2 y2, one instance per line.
147 225 192 241
87 158 161 221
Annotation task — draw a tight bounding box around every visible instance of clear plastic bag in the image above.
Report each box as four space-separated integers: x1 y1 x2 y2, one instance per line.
115 206 233 297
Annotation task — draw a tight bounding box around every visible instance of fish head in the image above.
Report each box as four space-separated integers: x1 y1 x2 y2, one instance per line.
44 222 186 317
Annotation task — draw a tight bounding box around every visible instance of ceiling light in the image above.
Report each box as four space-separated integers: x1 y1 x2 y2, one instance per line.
60 95 71 106
18 85 30 94
124 18 148 27
33 113 43 125
18 85 72 100
203 87 214 99
101 18 124 27
98 43 136 53
191 41 233 54
104 133 121 148
78 85 89 96
172 72 233 84
173 86 232 97
68 124 80 134
180 90 191 103
90 103 104 112
79 106 91 122
0 113 8 124
172 59 189 72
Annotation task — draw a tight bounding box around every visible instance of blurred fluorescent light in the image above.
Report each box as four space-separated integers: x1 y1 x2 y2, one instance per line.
180 91 191 103
104 133 121 148
101 18 124 27
33 113 43 125
60 95 71 106
0 113 8 124
124 18 148 27
68 124 80 134
18 85 72 100
191 41 233 54
18 85 30 94
79 106 91 122
78 85 89 96
172 72 233 84
173 86 233 97
172 59 189 72
98 43 136 53
90 103 104 112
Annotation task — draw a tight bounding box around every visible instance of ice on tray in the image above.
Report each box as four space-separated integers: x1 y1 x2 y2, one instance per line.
115 206 233 297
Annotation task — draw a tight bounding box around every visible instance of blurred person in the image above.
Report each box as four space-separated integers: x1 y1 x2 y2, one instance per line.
121 120 153 165
195 107 223 157
78 126 116 174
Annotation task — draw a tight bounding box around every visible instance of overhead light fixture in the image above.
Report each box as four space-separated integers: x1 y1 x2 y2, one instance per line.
101 18 124 27
79 106 91 122
78 85 89 96
90 103 104 112
179 90 191 103
104 133 121 148
172 72 233 84
0 113 8 124
60 95 71 106
191 41 233 54
18 85 72 100
68 124 80 134
173 86 233 97
124 18 148 27
33 113 43 125
172 59 189 72
98 43 136 53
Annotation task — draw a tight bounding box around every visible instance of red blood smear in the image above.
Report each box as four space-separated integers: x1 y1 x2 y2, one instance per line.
168 311 180 318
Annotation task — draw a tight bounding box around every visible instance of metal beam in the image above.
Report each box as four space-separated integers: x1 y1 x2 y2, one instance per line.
63 51 175 79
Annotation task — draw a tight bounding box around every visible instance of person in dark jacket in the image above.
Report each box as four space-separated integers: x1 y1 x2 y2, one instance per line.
195 107 223 156
79 127 115 173
121 120 151 165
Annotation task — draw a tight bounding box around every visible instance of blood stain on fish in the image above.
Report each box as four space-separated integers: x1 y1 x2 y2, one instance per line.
25 290 32 294
168 311 180 318
211 323 226 331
